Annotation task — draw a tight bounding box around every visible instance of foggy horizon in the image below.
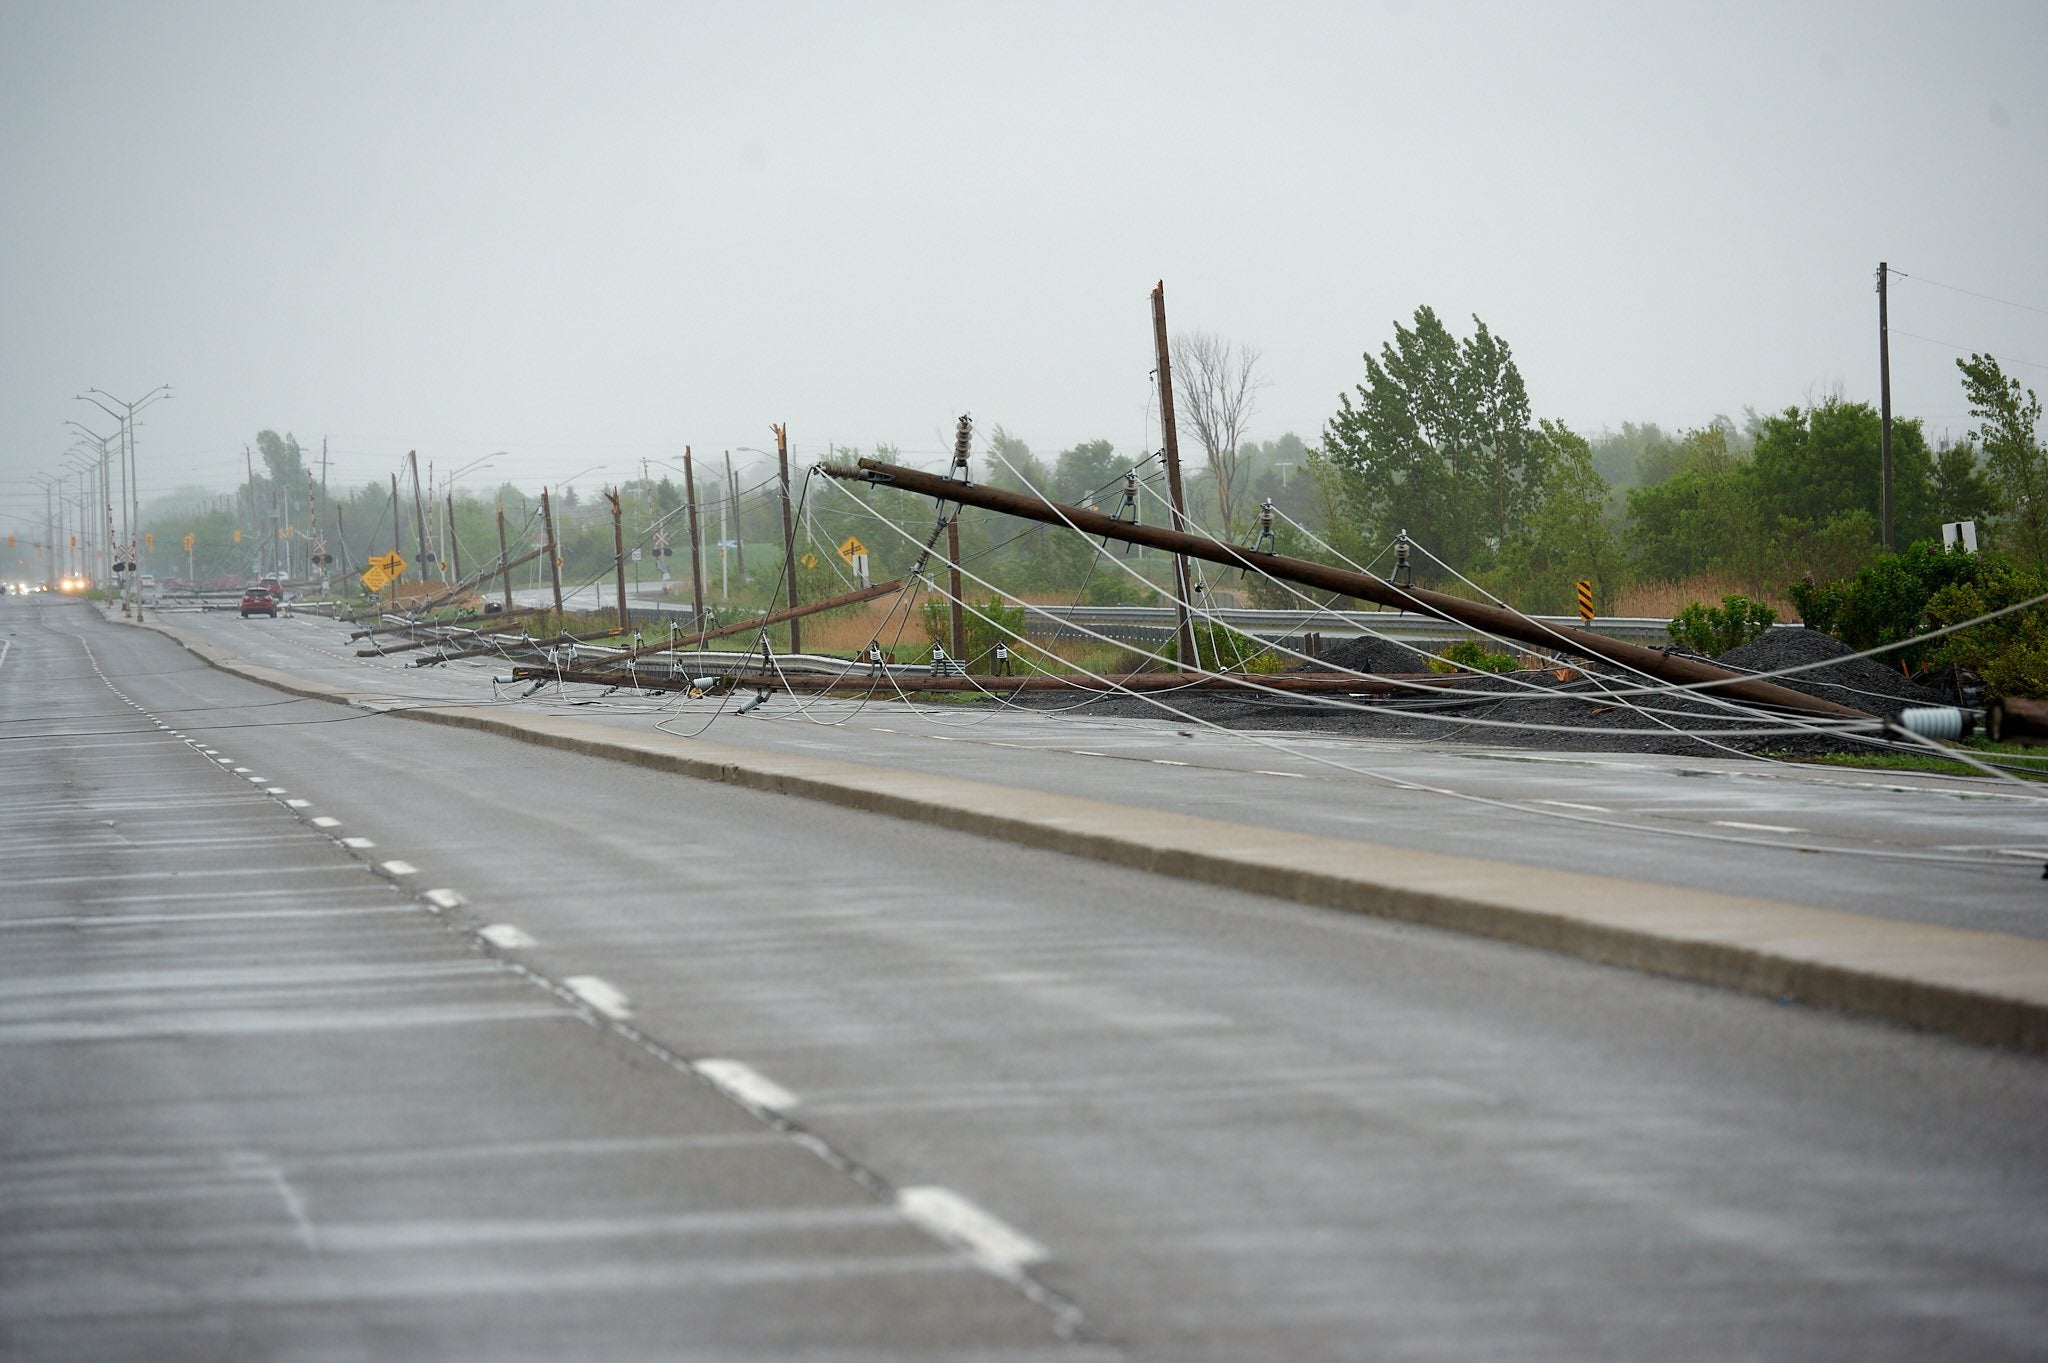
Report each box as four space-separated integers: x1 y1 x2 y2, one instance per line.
5 0 2044 525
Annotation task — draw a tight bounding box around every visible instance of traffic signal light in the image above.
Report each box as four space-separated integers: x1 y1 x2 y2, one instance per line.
183 532 195 552
145 532 154 551
233 529 242 545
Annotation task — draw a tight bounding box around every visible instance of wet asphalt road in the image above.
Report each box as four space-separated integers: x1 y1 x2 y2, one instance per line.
5 594 2048 1361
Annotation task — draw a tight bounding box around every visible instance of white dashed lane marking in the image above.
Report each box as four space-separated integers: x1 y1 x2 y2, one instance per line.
897 1187 1047 1273
564 975 632 1020
380 860 419 876
1712 820 1805 835
478 924 536 950
696 1059 799 1112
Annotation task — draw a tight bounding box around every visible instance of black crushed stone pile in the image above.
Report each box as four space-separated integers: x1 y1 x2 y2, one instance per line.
1292 635 1435 675
1716 628 1942 719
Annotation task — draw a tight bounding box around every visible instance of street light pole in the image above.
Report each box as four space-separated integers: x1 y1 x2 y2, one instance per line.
77 384 171 618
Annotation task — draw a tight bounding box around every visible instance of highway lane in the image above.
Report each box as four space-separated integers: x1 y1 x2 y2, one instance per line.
0 596 1102 1362
29 597 2048 1361
165 604 2048 938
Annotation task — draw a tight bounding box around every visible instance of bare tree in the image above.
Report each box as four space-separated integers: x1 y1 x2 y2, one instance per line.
1172 330 1265 532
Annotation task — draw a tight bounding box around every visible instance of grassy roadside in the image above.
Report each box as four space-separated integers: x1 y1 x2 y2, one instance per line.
1771 741 2048 783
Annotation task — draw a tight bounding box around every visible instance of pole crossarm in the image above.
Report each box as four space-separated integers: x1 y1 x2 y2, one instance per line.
821 458 1868 720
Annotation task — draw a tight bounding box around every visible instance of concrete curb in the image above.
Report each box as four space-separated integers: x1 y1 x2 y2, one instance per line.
126 610 2048 1053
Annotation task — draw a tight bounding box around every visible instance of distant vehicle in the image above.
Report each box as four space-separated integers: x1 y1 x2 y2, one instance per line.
240 587 278 619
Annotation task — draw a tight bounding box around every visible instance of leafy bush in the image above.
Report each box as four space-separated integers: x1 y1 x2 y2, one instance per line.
1668 594 1778 656
1430 639 1521 674
1922 558 2048 699
1787 540 1986 669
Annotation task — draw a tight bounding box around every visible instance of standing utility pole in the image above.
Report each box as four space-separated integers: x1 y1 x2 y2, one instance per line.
727 451 746 582
772 423 802 653
1150 281 1200 668
540 487 565 617
1877 261 1895 551
446 492 462 581
496 504 514 611
407 450 431 584
682 446 706 636
388 473 402 611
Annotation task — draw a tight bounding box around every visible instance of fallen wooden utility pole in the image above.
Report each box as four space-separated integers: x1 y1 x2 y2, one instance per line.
509 664 1457 695
821 458 1868 720
587 579 907 666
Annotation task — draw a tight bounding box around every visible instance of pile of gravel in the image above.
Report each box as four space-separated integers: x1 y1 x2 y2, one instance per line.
1294 635 1435 675
1715 628 1942 718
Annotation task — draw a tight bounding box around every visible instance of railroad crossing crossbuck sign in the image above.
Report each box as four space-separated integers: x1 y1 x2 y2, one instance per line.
837 535 870 586
361 550 408 592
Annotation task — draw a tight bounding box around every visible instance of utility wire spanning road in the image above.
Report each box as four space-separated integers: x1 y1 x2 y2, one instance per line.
5 595 2048 1361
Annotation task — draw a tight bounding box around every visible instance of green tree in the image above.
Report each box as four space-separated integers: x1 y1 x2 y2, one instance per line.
1957 353 2048 570
1623 424 1753 581
1489 420 1628 612
1748 398 1935 550
1930 436 1996 528
1321 306 1541 573
1051 439 1127 506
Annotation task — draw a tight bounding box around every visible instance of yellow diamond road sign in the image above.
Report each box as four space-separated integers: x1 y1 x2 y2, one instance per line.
837 536 868 564
362 550 407 591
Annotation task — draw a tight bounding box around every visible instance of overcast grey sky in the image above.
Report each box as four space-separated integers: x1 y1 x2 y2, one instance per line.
3 0 2044 532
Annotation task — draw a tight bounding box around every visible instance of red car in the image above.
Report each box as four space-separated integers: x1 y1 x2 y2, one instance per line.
239 586 278 619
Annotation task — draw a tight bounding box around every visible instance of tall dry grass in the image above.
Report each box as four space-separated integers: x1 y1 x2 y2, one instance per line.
1609 574 1798 621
